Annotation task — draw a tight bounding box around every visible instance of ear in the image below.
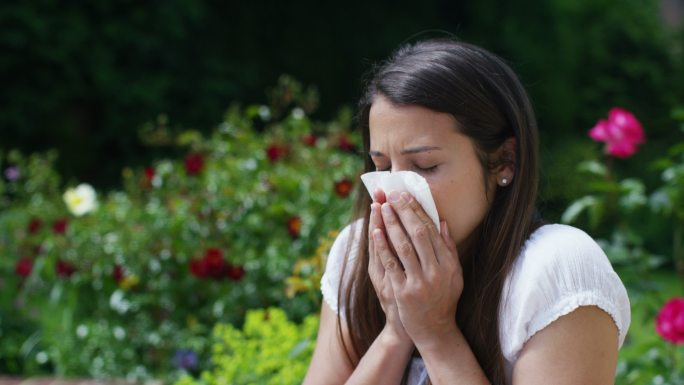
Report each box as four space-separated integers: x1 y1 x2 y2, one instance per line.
495 137 516 187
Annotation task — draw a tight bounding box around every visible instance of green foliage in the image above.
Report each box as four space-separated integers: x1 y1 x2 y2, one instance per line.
562 106 684 273
616 269 684 385
562 107 684 383
176 307 318 385
0 77 361 380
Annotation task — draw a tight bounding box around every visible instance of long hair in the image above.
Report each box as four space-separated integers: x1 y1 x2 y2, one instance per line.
337 39 541 385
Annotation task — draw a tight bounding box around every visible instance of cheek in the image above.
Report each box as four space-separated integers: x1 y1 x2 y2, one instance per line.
428 175 490 244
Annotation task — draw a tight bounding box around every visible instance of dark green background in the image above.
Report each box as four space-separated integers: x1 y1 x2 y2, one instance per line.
1 0 682 201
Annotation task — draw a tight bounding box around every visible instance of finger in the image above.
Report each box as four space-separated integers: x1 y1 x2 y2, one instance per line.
372 228 406 285
380 201 422 276
373 188 387 204
423 220 459 267
440 221 458 257
370 202 386 232
368 203 385 276
387 191 439 272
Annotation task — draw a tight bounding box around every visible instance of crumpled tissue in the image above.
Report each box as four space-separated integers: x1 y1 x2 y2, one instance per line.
360 171 440 233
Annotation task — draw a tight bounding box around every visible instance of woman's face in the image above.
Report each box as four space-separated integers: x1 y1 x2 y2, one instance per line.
368 95 500 254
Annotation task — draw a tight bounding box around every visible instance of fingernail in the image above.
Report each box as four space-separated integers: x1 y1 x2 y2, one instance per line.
381 203 392 215
388 190 401 203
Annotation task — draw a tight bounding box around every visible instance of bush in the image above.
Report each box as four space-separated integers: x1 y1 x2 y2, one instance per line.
0 76 361 380
562 106 684 384
176 307 318 385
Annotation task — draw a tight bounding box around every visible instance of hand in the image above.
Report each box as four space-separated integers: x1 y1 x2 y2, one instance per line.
368 189 411 346
374 191 463 348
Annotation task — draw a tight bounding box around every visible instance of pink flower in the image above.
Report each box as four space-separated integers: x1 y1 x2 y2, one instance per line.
588 108 645 158
655 297 684 344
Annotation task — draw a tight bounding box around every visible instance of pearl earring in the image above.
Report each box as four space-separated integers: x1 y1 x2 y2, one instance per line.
501 178 508 186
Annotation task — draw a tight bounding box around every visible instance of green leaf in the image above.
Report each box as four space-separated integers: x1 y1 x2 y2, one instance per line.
577 160 607 176
561 195 600 224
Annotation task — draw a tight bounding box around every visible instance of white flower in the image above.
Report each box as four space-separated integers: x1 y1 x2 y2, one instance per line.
63 183 98 216
258 105 271 121
291 107 305 120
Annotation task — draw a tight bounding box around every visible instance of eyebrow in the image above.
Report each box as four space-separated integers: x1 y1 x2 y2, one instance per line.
368 146 442 157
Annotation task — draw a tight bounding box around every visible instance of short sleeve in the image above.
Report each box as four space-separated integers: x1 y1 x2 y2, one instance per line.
320 219 363 316
499 224 631 363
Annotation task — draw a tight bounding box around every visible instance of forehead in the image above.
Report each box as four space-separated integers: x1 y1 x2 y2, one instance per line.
368 96 459 149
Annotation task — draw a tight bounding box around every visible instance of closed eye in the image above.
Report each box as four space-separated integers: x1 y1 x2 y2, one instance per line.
415 164 438 173
374 164 439 173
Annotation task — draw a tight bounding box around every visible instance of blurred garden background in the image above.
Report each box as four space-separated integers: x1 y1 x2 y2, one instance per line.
1 0 684 384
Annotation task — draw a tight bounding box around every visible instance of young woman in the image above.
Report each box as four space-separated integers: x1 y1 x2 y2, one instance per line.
303 39 630 385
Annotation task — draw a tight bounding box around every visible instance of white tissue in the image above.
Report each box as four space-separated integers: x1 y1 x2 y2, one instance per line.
360 171 440 233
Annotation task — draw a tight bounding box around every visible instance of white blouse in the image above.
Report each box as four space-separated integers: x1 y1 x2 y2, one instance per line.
320 220 631 385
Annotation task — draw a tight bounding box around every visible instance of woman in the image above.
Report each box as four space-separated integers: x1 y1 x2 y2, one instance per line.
303 39 630 385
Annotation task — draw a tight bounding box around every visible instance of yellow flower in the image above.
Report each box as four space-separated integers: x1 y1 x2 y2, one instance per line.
119 274 139 290
285 230 339 298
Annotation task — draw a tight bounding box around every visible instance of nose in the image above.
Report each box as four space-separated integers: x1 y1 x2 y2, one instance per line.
391 164 409 173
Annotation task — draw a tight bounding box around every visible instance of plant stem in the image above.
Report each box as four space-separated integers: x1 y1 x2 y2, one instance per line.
675 221 683 277
671 343 679 383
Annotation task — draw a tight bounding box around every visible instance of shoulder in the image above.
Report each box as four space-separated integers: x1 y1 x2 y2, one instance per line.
320 218 364 315
324 218 364 275
500 224 631 363
512 224 612 277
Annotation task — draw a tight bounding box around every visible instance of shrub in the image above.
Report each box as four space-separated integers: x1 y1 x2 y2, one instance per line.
176 307 318 385
0 76 361 380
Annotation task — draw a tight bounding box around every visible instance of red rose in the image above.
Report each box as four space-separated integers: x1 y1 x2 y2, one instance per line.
56 259 76 278
189 259 209 279
338 135 356 153
15 257 33 278
225 264 246 281
204 248 226 278
266 144 288 162
27 217 42 234
185 154 204 176
334 178 353 198
303 134 318 147
52 218 68 235
113 265 125 283
287 216 302 238
144 167 155 183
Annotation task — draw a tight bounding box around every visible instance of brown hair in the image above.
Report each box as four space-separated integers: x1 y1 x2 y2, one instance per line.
337 39 542 384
